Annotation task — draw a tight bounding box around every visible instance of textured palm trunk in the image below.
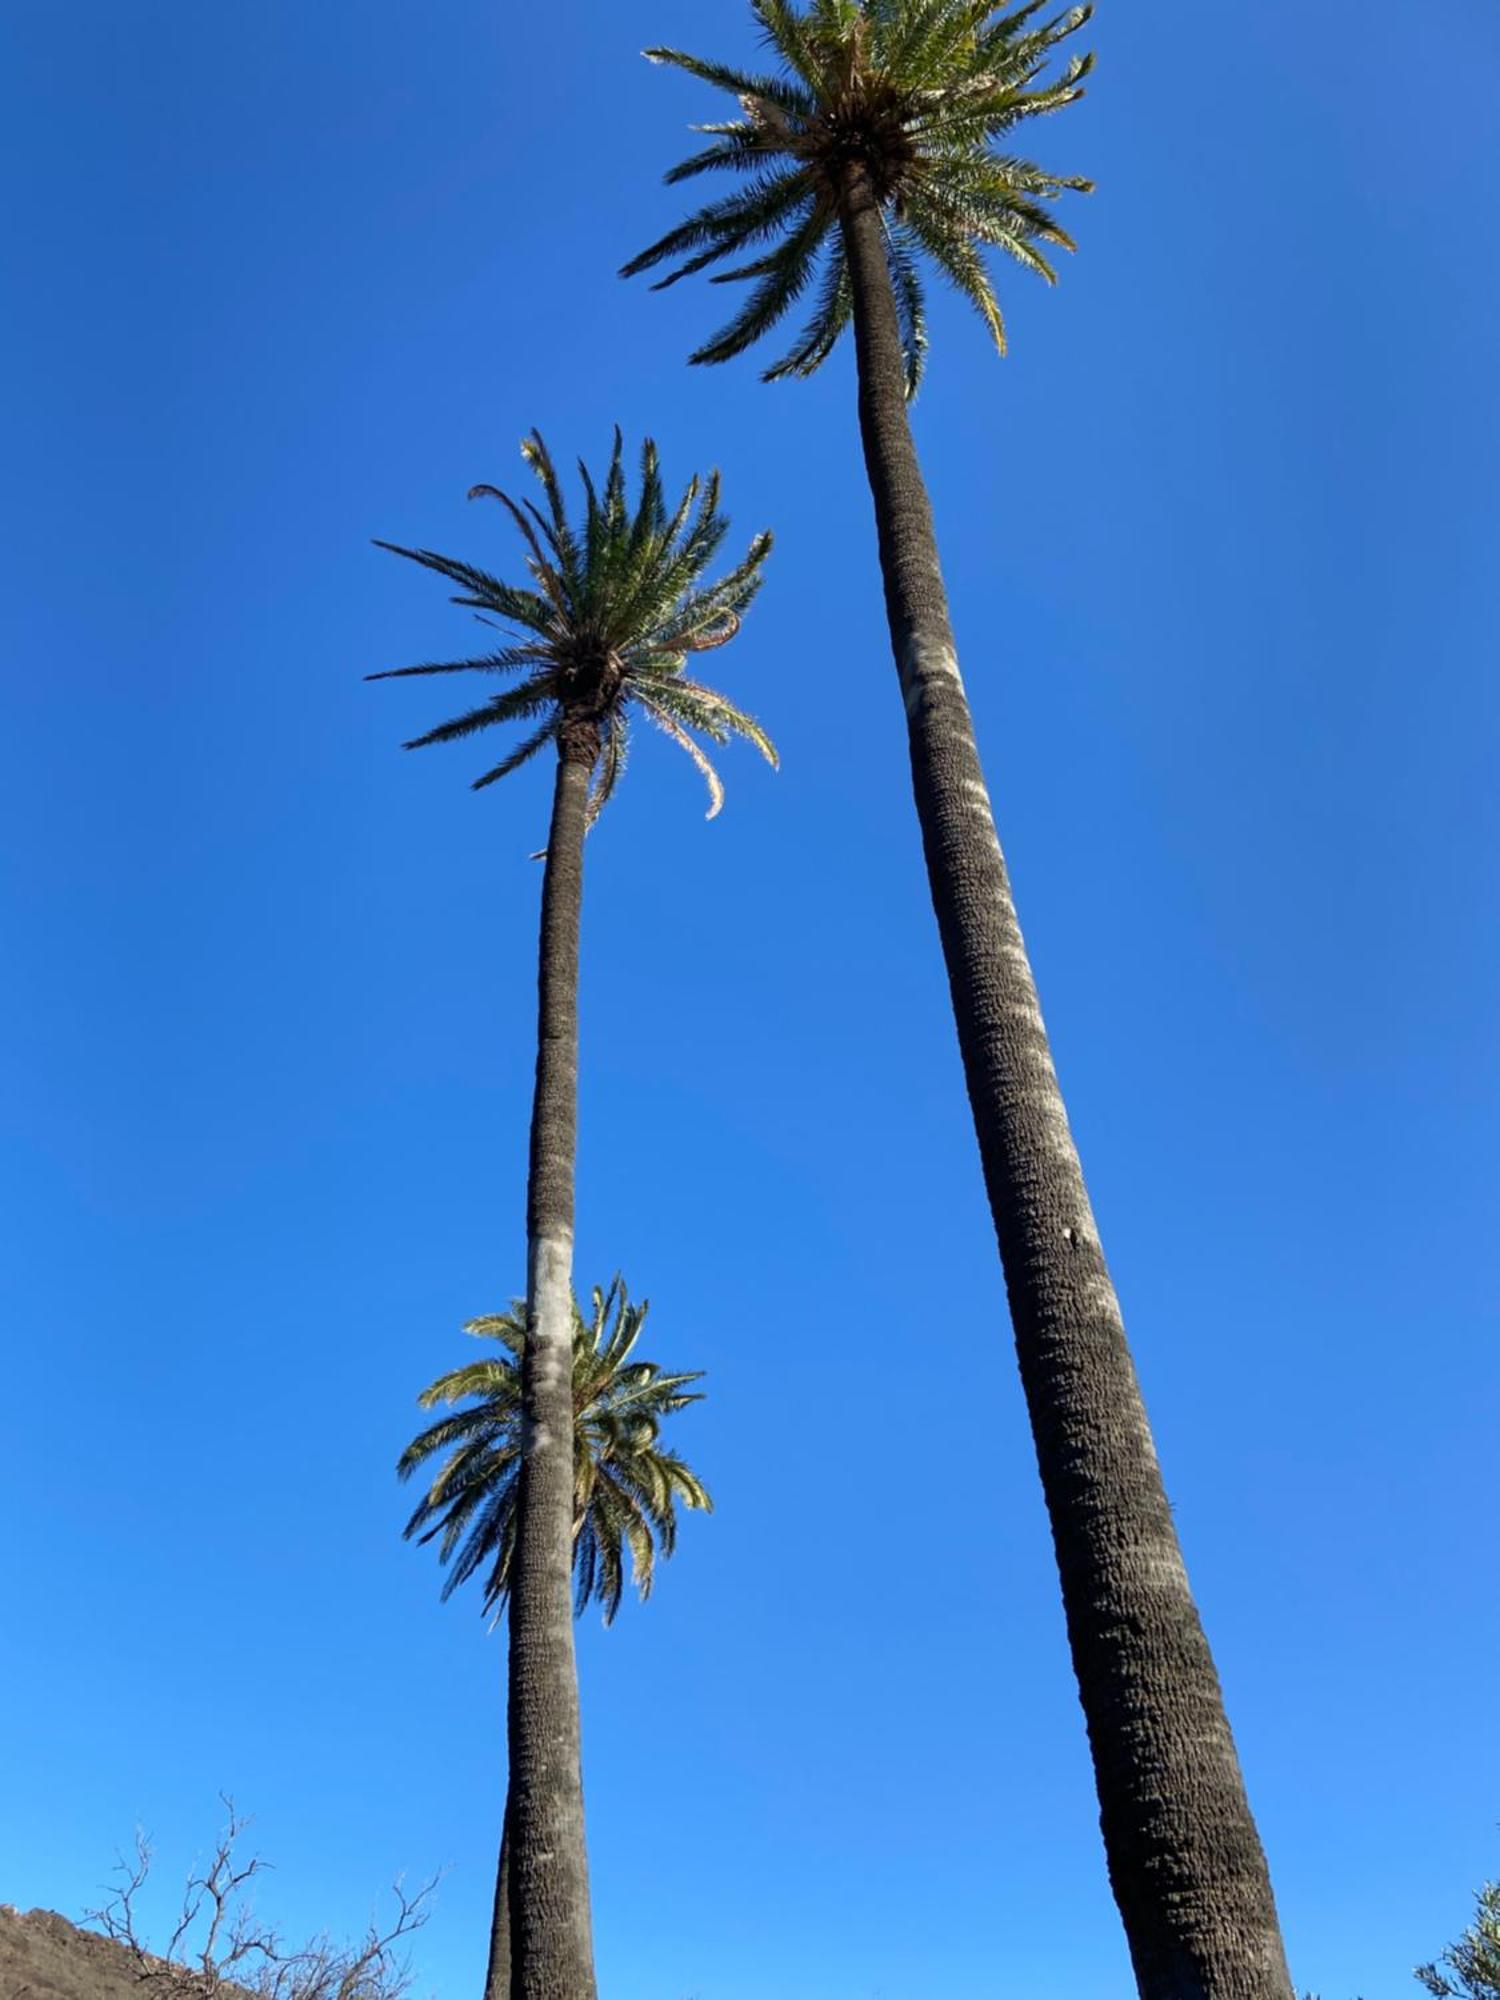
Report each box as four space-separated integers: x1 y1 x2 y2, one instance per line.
504 725 598 2000
483 1804 511 2000
838 166 1292 2000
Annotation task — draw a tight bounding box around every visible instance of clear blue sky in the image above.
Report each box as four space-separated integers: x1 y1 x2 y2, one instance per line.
1 3 1495 1996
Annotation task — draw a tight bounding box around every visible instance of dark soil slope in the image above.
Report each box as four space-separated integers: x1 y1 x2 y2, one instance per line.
0 1903 252 1999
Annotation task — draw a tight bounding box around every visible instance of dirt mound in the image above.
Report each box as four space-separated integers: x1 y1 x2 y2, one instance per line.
0 1903 252 1999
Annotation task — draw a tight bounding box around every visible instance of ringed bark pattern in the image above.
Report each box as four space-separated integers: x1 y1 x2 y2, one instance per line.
839 165 1292 2000
505 726 599 2000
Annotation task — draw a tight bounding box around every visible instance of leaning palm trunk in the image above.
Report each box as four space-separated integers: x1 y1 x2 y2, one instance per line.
839 164 1291 2000
505 723 598 2000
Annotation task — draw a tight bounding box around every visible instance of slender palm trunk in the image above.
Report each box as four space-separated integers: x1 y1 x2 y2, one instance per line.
504 724 598 2000
838 166 1292 2000
483 1803 511 2000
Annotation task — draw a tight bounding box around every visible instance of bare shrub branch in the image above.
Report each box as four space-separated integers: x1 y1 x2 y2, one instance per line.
85 1802 435 2000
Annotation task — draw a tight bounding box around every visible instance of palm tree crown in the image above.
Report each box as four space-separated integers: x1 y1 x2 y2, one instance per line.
622 0 1094 394
371 430 775 818
398 1279 712 1625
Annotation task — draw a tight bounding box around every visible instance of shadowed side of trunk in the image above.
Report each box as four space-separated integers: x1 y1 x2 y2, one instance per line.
505 725 598 2000
838 165 1292 2000
483 1803 511 2000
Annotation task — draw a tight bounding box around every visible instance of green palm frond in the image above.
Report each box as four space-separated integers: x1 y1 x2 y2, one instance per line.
372 431 776 817
634 692 727 819
624 0 1093 393
398 1279 711 1626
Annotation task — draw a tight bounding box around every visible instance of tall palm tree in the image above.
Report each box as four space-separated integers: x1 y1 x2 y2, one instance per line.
624 6 1292 1995
373 432 772 2000
398 1278 713 2000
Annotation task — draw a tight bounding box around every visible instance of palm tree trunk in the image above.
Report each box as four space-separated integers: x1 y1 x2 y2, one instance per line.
504 723 598 2000
483 1802 511 2000
837 164 1293 2000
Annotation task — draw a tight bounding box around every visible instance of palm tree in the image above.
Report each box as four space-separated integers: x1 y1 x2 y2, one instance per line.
398 1278 712 2000
624 6 1291 1994
372 432 772 2000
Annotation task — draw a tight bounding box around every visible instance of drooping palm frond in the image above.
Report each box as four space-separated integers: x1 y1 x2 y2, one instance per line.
371 431 776 817
398 1278 712 1625
623 0 1094 393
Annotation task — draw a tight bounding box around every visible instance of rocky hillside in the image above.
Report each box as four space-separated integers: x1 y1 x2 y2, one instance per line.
0 1903 253 1998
